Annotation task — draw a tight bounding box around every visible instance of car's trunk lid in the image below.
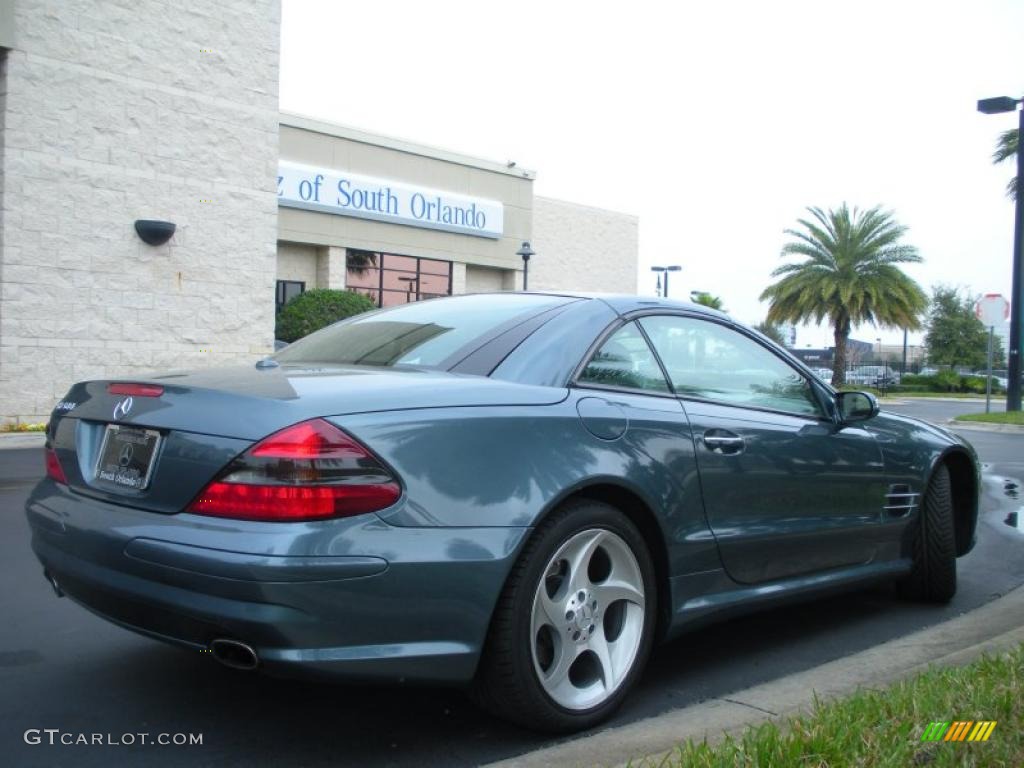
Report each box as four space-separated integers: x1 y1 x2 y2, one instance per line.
48 365 567 513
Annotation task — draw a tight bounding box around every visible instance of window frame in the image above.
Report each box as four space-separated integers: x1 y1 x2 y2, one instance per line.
572 310 836 422
275 279 305 315
345 249 454 308
573 318 677 399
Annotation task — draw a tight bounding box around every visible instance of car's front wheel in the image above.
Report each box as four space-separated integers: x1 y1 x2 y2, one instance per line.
474 499 656 732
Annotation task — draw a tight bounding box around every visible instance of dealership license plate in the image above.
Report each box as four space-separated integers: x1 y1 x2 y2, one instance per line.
95 425 161 490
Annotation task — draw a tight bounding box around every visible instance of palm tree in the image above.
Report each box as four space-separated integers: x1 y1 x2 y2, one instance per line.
760 204 927 386
993 128 1019 200
690 292 726 311
753 320 787 347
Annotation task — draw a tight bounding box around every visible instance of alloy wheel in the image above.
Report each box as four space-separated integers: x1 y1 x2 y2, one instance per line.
529 528 646 710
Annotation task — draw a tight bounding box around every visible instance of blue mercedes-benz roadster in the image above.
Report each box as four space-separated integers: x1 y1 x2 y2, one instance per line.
27 293 979 731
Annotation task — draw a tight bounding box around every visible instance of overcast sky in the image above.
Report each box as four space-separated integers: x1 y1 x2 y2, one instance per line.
280 0 1023 348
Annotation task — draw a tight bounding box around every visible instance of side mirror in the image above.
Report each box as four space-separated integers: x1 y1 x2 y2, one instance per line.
837 391 879 423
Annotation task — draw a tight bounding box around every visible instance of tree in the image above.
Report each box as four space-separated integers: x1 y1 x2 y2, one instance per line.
924 286 1006 369
993 127 1019 201
691 292 726 311
275 289 376 343
753 320 787 346
760 204 927 386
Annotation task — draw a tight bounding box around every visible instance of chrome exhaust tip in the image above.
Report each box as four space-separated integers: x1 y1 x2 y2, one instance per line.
44 570 64 598
209 638 258 671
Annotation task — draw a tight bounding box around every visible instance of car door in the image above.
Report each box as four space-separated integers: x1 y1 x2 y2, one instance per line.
574 321 722 574
638 314 888 585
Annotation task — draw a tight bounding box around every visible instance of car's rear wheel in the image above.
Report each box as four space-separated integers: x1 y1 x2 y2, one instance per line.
899 462 957 603
474 499 656 732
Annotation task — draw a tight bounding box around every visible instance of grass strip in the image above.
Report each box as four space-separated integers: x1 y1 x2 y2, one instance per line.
635 643 1022 768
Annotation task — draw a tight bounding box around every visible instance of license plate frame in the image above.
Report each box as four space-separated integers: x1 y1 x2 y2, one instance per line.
94 424 162 491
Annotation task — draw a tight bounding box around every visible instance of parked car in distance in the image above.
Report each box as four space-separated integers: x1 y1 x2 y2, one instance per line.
27 293 980 732
811 367 833 381
847 365 899 388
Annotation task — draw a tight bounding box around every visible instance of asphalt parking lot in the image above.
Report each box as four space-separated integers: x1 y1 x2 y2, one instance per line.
1 401 1022 767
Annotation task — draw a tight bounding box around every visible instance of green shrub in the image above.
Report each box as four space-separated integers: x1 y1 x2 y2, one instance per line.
274 289 376 343
933 369 961 392
960 376 981 394
961 375 997 394
899 372 1001 394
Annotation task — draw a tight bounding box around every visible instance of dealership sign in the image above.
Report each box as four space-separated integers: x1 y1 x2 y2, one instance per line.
277 160 503 239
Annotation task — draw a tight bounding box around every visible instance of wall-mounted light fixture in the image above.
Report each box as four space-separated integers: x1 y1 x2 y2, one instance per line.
134 220 176 246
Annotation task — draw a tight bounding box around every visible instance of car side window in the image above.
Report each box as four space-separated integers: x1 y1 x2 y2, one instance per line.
639 315 823 417
578 322 670 393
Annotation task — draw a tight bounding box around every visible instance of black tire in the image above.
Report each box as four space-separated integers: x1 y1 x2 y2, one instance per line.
899 463 957 603
473 499 657 732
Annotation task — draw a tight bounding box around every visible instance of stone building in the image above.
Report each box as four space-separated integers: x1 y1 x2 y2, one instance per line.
0 1 638 422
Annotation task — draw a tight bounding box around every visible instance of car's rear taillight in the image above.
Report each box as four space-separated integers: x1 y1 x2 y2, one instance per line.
45 447 67 484
186 419 400 522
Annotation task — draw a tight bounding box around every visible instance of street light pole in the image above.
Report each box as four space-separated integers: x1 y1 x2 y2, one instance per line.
651 265 681 298
664 265 680 298
978 95 1023 411
1012 101 1024 410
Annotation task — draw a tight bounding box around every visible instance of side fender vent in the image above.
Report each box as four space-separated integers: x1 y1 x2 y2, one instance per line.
885 484 920 517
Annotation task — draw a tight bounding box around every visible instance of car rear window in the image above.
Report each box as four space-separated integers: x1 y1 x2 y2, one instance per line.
274 293 576 369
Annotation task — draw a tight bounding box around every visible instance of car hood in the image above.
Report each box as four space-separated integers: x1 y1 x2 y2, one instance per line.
56 364 569 440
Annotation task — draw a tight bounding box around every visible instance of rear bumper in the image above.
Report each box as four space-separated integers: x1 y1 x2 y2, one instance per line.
25 479 528 684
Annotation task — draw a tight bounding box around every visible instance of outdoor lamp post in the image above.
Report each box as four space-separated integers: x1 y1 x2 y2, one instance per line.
651 267 665 297
516 241 535 291
978 95 1024 411
397 275 418 303
651 265 681 298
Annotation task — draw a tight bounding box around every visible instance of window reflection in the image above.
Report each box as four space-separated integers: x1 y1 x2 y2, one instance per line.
274 293 574 369
640 316 822 416
346 250 453 307
579 322 670 393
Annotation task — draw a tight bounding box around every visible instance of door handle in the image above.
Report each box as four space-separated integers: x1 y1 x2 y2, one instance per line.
703 431 745 454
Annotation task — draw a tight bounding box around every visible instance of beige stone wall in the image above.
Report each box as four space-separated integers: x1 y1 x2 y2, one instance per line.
276 242 318 288
530 196 639 294
0 0 281 421
465 265 512 293
317 246 347 290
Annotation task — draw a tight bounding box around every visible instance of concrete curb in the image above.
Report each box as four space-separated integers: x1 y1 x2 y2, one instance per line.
882 397 1004 405
0 432 46 450
946 419 1024 434
483 586 1024 768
